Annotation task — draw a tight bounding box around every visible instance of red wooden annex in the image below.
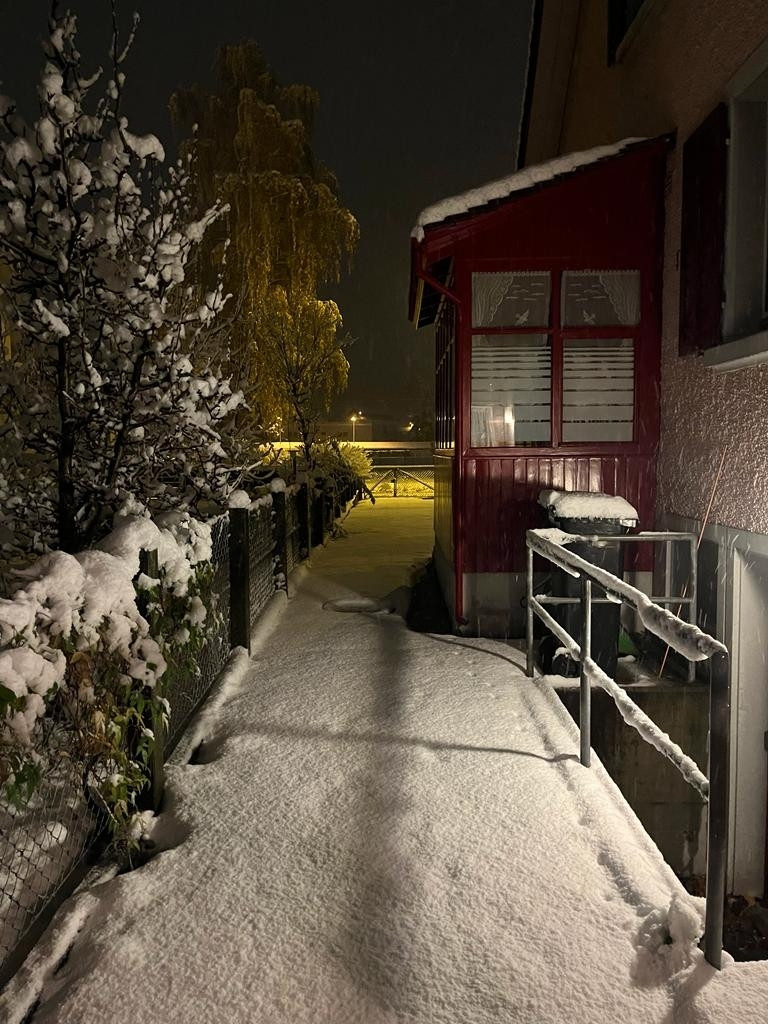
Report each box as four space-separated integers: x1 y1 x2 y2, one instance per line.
408 136 670 635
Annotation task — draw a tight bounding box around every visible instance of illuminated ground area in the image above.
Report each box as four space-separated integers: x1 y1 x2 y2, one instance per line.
5 498 767 1024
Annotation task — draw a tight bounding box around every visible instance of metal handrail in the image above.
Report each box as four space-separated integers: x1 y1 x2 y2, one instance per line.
525 527 731 970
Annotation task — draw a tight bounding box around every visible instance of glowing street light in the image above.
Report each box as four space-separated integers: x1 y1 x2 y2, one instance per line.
350 410 363 442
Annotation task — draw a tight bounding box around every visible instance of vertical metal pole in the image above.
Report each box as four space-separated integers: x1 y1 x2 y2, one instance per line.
297 483 310 559
393 468 398 498
579 577 592 768
688 535 698 683
229 508 251 653
526 541 534 677
272 490 288 590
704 650 731 969
664 538 672 605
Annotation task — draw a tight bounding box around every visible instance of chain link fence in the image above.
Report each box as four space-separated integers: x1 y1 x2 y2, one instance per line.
0 751 106 985
248 504 276 632
163 516 231 757
367 466 434 498
0 481 339 987
285 489 303 574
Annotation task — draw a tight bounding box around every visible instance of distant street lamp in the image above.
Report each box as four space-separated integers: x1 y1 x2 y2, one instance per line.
350 410 363 442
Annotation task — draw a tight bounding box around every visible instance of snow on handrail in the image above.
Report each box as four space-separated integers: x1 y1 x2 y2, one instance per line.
583 657 709 798
528 528 727 662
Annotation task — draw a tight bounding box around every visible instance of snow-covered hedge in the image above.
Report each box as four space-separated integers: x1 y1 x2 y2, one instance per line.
309 441 371 492
0 510 217 833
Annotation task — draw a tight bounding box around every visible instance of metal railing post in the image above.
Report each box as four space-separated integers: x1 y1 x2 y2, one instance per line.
579 577 592 768
229 508 251 653
297 482 310 559
272 490 288 590
527 525 731 968
704 650 731 969
688 534 698 682
526 543 534 677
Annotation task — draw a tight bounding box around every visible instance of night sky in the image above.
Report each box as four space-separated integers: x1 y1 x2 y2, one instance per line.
3 1 533 426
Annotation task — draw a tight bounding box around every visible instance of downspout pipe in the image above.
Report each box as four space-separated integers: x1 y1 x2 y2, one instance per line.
414 264 467 628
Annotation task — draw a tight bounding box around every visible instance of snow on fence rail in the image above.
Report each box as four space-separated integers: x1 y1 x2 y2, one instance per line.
0 481 355 989
525 527 730 970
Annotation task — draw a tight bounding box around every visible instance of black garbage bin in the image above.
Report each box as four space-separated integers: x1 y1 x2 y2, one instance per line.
537 490 637 678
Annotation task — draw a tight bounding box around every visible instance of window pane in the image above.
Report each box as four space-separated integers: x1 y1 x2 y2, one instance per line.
562 270 640 326
563 338 634 442
471 334 551 446
472 271 551 328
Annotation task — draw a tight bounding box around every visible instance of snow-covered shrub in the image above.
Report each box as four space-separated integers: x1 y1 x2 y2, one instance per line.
310 440 370 493
0 10 242 561
0 510 217 834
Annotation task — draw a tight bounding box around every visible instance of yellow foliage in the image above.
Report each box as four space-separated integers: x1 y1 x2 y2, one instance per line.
170 44 359 442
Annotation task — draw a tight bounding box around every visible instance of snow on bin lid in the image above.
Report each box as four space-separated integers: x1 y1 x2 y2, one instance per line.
538 489 638 524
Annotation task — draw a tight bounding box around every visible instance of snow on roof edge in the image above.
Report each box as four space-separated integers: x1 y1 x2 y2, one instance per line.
411 137 647 242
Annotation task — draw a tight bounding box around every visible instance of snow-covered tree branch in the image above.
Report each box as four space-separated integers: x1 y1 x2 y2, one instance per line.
0 5 242 559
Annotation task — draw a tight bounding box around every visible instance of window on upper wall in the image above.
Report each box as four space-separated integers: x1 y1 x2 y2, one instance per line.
607 0 647 65
470 269 639 448
723 67 768 352
680 39 768 370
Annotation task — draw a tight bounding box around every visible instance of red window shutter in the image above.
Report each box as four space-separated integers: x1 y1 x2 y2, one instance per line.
679 103 729 354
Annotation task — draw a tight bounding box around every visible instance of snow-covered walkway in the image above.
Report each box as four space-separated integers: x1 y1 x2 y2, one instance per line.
5 498 768 1023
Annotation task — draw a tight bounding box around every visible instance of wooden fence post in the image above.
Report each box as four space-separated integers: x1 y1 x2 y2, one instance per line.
229 508 251 653
273 490 288 589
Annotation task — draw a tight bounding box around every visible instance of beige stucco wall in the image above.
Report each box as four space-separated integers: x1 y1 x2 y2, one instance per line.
549 0 768 534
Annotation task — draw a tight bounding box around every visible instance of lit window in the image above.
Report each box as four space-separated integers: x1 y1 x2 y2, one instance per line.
563 338 634 442
471 334 551 447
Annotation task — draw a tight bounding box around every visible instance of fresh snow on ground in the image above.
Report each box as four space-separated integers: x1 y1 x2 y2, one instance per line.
3 499 767 1022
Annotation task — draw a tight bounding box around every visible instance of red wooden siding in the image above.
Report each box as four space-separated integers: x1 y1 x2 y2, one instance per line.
413 138 669 622
462 454 656 573
434 454 454 561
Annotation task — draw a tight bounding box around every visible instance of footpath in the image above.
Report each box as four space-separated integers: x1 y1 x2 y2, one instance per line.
3 498 767 1023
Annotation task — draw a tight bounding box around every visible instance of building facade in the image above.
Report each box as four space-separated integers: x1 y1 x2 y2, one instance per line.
524 0 768 899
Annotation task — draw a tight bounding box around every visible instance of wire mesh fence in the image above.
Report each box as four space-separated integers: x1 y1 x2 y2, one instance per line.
248 504 276 632
285 490 303 574
163 515 232 757
0 753 106 985
367 466 434 497
0 483 330 987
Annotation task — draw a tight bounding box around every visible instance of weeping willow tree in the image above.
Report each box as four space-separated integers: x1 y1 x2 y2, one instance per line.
170 43 359 452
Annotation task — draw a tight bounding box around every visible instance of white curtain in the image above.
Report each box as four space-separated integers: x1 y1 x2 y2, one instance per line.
472 273 510 327
598 271 640 325
471 403 516 446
